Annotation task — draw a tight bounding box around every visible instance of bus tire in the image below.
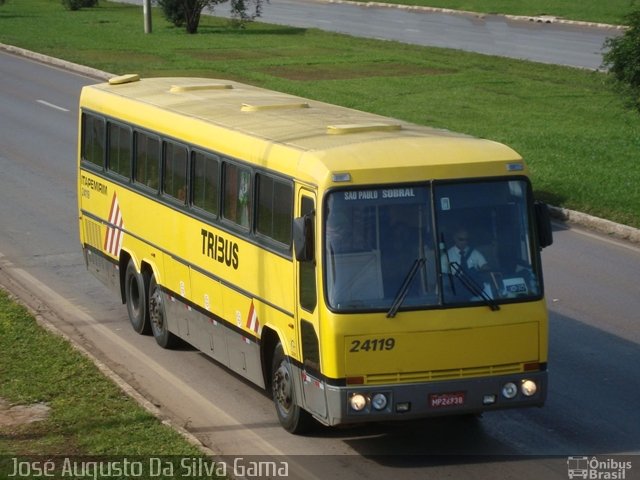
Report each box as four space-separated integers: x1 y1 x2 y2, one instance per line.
124 259 151 334
148 274 178 349
271 342 313 434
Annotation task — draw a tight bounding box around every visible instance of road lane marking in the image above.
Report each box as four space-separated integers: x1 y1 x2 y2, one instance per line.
36 99 69 112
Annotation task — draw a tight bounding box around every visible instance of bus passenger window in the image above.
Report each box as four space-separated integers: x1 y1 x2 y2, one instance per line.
134 131 160 190
107 122 132 178
223 163 252 229
192 151 220 216
256 174 293 245
81 113 105 168
163 141 188 203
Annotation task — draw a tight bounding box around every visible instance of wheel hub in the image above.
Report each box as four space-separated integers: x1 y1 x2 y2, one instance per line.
273 364 293 412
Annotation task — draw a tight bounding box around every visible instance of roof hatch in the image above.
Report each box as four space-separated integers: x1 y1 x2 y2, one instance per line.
169 83 234 93
241 102 310 112
326 123 402 135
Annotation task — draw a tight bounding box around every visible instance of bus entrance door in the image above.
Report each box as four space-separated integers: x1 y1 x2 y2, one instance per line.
295 189 327 420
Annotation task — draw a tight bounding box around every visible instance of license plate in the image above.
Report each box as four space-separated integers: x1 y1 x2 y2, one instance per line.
429 391 465 408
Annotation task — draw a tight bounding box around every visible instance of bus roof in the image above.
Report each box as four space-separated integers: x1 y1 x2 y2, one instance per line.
81 76 526 186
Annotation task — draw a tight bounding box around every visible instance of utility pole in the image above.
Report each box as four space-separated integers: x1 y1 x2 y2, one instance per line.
143 0 152 34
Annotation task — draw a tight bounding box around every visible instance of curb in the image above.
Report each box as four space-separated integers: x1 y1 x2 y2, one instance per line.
327 0 628 30
2 43 639 246
549 206 640 244
1 44 112 80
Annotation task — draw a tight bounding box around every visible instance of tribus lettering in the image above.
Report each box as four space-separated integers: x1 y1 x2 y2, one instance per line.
201 228 239 269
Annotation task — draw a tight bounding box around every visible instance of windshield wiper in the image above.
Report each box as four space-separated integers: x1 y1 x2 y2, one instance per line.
450 262 500 311
387 257 426 318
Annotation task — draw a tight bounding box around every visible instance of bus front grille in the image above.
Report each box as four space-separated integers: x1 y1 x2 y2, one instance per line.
365 363 524 385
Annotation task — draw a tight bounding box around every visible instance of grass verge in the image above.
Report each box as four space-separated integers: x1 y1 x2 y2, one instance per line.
0 1 639 228
0 288 221 478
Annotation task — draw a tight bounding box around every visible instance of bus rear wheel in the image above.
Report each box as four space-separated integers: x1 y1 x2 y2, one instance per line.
124 259 151 334
148 275 178 349
271 342 313 434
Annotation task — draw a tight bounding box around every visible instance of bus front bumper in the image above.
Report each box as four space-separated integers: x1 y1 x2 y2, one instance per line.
321 371 547 426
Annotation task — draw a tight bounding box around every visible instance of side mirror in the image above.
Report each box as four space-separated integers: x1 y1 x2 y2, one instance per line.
534 202 553 249
293 212 315 262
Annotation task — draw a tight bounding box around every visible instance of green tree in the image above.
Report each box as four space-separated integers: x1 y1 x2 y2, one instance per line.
158 0 265 33
158 0 187 27
603 7 640 111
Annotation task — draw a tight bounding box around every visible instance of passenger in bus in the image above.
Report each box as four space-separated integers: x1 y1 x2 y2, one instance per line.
447 227 488 273
443 227 491 301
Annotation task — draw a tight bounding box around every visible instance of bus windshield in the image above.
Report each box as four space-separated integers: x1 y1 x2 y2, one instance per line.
324 179 541 312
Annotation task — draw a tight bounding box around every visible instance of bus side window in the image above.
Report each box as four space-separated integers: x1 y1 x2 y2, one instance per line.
163 140 188 203
223 162 252 229
107 122 132 179
81 112 105 168
256 174 293 246
192 150 220 217
134 131 160 191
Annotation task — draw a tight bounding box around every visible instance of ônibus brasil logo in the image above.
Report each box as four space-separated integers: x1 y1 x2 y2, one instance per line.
567 456 633 479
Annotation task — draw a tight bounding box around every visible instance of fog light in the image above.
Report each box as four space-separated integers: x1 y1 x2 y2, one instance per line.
396 402 411 413
483 394 497 405
502 382 518 399
521 380 537 397
349 393 367 412
371 393 388 411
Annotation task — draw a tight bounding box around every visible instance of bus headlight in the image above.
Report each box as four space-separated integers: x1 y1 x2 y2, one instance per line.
521 380 537 397
371 393 388 411
501 382 518 399
349 393 367 412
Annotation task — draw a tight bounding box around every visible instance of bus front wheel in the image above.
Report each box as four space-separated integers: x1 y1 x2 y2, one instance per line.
124 259 151 334
271 342 313 434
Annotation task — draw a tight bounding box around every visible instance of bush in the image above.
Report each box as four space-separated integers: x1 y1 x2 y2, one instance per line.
158 0 186 27
603 8 640 111
62 0 98 10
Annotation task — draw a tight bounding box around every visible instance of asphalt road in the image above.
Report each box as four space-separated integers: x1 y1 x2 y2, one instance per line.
209 0 621 70
0 52 639 479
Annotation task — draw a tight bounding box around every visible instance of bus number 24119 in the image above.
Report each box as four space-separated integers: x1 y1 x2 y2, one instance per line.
349 338 396 352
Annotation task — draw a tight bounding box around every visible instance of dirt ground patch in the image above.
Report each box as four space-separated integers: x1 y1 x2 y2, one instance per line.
0 398 50 427
261 62 455 81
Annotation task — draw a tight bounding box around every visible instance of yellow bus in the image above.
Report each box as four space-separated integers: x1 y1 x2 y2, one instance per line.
78 75 553 433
